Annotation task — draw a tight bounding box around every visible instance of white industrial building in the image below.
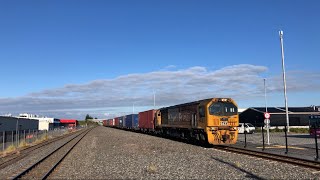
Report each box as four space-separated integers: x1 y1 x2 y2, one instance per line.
17 113 60 131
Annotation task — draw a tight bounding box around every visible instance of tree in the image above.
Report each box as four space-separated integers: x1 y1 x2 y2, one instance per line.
85 114 93 120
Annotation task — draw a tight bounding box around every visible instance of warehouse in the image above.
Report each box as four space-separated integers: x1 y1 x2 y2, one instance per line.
239 106 320 127
18 113 60 131
0 116 38 131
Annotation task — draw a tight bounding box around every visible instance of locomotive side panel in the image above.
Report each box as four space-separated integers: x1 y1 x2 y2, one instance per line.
166 104 198 128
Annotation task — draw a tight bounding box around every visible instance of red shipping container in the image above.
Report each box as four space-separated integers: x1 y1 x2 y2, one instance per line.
110 118 115 126
103 120 107 126
108 119 114 126
138 109 156 130
114 117 120 127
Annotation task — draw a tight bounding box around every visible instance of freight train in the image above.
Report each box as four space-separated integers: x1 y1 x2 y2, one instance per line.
103 98 239 145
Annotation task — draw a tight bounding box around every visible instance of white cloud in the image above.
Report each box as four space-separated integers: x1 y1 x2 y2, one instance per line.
0 64 319 119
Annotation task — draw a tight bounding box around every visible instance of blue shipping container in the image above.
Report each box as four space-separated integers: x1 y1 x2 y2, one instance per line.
132 114 139 128
125 114 138 129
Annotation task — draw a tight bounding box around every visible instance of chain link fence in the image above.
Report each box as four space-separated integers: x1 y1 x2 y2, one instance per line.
0 127 83 153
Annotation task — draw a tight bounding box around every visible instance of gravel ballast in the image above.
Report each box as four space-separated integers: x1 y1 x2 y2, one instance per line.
50 126 320 179
0 130 84 178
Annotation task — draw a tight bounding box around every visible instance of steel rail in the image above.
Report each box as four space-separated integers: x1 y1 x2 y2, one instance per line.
0 129 82 169
214 145 320 170
10 127 93 180
41 127 92 179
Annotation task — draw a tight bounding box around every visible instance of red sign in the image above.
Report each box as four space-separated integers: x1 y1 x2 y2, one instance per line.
264 112 270 119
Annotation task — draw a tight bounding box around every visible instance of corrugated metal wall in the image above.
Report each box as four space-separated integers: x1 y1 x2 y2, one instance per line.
0 116 38 131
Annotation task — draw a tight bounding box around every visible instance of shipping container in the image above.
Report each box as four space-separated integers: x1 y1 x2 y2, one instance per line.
103 120 107 126
108 118 115 126
125 115 132 128
119 116 125 127
114 117 120 127
138 109 156 130
132 114 139 129
125 114 138 129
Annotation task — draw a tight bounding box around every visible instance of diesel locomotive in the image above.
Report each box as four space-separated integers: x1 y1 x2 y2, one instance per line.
155 98 238 144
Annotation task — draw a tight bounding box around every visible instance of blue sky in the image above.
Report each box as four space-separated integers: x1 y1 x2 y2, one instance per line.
0 1 319 119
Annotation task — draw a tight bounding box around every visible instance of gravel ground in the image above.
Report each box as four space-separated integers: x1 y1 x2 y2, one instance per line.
50 126 320 179
0 130 84 178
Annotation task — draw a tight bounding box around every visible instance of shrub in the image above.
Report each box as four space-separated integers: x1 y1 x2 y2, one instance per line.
289 128 309 133
18 141 28 148
4 144 16 154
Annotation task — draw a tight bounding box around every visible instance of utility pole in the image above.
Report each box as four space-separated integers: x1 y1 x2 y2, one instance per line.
279 30 290 132
153 90 156 109
264 78 270 145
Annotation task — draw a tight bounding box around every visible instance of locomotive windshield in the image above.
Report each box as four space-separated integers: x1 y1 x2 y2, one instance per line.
209 102 237 116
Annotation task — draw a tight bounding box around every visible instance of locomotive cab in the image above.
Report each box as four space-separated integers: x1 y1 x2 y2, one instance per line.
202 98 239 144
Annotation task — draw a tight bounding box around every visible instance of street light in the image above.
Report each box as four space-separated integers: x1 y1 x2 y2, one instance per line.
279 30 290 132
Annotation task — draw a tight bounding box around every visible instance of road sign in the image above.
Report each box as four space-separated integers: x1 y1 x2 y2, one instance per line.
264 112 270 119
264 119 270 124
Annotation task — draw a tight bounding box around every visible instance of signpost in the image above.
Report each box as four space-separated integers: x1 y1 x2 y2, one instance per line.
309 115 320 160
264 112 270 119
264 112 271 145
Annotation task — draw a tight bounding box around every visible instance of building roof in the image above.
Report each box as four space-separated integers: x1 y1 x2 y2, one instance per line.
60 119 77 123
248 107 320 114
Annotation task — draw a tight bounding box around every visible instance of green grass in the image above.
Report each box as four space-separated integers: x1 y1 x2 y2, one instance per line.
255 127 309 133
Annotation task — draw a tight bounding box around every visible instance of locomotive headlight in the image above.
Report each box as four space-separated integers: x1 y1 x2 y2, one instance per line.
218 98 229 102
210 127 218 131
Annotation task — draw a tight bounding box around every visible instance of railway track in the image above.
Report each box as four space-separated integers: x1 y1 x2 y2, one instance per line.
0 128 82 170
214 145 320 170
6 127 93 179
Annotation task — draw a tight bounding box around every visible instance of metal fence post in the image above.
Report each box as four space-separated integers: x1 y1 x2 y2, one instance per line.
28 129 30 144
2 131 5 151
314 123 319 160
24 130 26 143
262 125 265 151
32 130 34 143
11 131 14 147
284 125 288 154
17 130 19 147
244 122 247 148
